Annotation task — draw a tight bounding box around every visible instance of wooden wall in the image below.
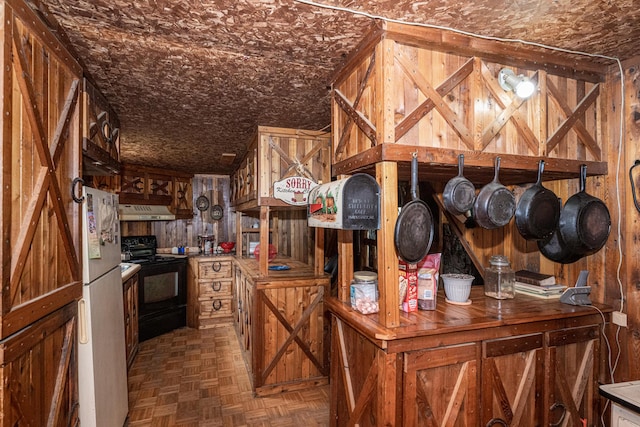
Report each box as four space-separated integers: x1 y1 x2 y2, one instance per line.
121 175 233 248
614 55 640 382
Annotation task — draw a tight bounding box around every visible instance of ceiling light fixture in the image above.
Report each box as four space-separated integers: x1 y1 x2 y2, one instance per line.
498 68 536 99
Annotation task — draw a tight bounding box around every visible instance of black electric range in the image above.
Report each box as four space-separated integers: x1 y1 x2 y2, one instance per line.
121 235 187 341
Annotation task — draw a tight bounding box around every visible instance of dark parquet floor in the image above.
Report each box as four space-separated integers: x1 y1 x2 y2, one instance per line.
126 326 330 426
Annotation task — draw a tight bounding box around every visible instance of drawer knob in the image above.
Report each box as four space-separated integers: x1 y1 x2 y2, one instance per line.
212 261 222 272
212 300 222 311
212 281 222 292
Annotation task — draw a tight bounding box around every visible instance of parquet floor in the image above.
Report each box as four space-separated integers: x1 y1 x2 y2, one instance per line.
126 326 330 426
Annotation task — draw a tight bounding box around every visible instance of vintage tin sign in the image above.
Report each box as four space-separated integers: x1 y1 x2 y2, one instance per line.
273 176 318 206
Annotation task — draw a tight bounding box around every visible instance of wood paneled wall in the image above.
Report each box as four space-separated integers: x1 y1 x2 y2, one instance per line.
121 175 233 248
613 55 640 382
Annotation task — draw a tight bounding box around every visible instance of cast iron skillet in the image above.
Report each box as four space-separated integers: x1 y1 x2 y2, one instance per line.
443 153 476 216
473 157 516 229
394 153 434 264
537 199 582 264
515 160 561 240
558 164 611 256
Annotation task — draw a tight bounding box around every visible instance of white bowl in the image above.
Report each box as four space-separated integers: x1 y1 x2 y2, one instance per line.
441 273 475 302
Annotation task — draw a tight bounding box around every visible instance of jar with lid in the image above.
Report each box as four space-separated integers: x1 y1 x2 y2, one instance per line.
350 271 379 314
484 255 515 299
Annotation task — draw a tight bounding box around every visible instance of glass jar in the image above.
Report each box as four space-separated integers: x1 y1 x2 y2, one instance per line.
350 271 379 314
484 255 515 299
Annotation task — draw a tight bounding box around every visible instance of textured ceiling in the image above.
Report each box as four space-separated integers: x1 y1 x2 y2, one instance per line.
28 0 640 175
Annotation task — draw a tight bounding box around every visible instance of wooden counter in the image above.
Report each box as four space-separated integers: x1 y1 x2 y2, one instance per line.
233 256 330 396
327 286 611 426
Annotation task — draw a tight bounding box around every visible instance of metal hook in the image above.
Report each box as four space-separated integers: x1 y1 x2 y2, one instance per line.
629 160 640 213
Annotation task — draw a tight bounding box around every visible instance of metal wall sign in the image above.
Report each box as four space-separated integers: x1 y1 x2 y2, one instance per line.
273 176 318 206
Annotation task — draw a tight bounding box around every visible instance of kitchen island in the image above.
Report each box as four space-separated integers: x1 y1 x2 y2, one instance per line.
327 286 611 426
233 256 330 396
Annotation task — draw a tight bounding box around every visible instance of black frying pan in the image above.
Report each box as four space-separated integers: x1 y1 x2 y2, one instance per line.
473 157 516 229
558 164 611 256
537 199 582 264
443 153 475 215
515 160 561 240
394 154 434 264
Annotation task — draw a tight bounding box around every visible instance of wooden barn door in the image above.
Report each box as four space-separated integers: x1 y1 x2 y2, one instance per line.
481 334 544 425
403 343 478 426
546 325 600 426
0 0 83 425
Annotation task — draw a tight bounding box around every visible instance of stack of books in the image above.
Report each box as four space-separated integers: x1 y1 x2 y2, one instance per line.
514 270 567 299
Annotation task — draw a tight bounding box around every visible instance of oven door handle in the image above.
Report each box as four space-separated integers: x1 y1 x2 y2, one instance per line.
212 300 222 311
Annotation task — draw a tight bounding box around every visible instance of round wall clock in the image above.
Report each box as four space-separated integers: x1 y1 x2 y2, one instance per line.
196 195 210 211
210 204 224 221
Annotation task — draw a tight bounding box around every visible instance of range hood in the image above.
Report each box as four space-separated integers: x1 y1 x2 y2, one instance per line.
119 204 176 221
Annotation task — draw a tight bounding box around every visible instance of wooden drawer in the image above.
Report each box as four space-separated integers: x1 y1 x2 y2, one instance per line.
199 296 233 319
199 279 232 299
198 260 233 279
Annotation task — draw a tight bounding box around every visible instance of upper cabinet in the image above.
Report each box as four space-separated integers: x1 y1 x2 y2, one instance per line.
82 78 121 175
119 164 194 219
231 126 331 211
332 22 609 184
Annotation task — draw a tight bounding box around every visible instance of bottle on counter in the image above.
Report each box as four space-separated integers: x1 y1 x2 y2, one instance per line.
484 255 515 299
204 240 211 254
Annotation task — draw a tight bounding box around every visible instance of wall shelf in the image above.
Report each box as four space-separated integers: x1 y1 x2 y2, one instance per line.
333 145 607 186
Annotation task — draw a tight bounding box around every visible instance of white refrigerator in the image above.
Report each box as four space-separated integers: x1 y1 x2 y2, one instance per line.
78 186 129 427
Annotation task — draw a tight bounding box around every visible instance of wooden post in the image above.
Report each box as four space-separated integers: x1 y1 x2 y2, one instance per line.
314 227 325 277
377 161 399 328
337 229 354 302
259 205 269 276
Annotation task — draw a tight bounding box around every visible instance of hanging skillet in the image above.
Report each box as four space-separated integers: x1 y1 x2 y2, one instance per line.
473 157 516 229
537 198 583 264
443 153 476 216
394 153 434 264
558 164 611 256
515 160 561 240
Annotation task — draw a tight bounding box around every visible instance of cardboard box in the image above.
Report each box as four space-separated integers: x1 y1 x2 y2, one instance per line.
399 261 418 312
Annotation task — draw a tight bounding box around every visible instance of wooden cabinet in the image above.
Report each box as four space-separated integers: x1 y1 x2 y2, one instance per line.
0 302 79 426
187 256 234 328
82 78 121 176
481 333 543 424
327 289 607 426
233 265 254 369
123 273 139 369
118 163 194 219
233 257 330 396
545 325 601 424
403 343 479 425
0 1 83 424
230 126 331 211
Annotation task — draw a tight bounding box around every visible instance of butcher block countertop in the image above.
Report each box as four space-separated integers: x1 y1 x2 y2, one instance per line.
233 256 327 282
326 286 612 353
